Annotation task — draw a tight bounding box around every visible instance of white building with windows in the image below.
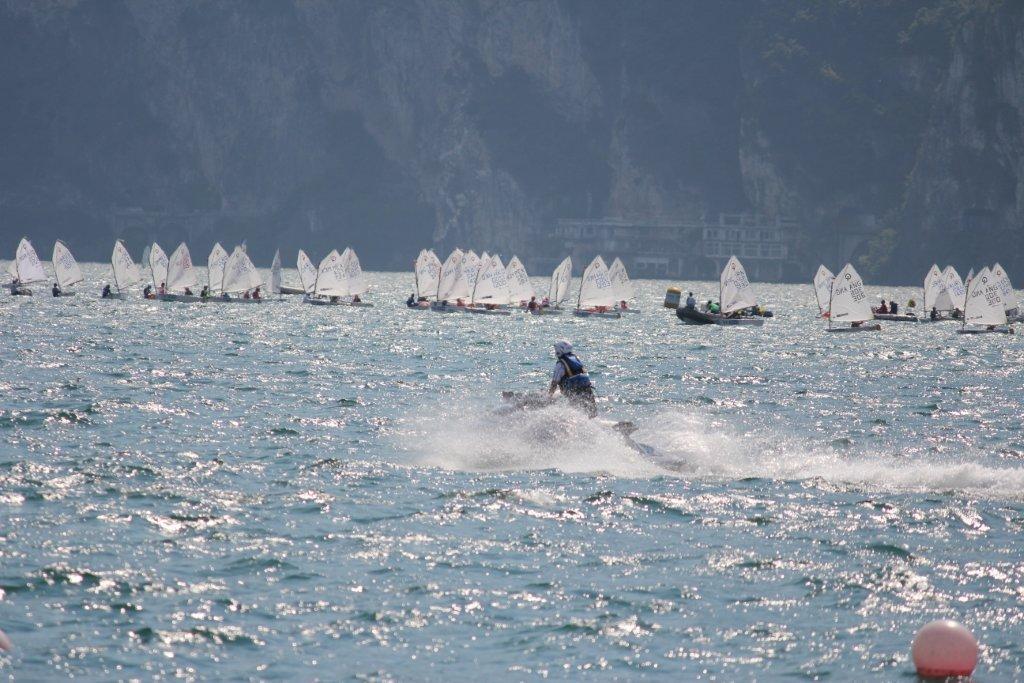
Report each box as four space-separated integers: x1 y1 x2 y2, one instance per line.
529 213 796 281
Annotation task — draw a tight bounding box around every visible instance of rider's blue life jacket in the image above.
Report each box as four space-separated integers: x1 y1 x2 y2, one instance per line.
558 353 592 391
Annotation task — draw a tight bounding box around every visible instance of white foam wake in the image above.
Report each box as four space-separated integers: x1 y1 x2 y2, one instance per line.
407 400 668 478
404 401 1024 499
640 410 1024 500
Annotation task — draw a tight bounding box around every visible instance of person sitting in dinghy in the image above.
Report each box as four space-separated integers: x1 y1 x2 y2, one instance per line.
528 296 538 312
200 285 210 300
407 293 416 307
143 284 153 299
101 284 112 298
930 306 938 321
549 340 597 418
52 282 61 297
876 299 888 314
890 300 898 314
685 292 696 309
253 287 262 300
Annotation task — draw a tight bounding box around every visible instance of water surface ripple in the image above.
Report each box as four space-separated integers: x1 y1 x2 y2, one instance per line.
1 266 1022 679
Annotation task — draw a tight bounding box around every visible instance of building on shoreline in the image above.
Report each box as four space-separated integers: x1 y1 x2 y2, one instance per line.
527 213 799 281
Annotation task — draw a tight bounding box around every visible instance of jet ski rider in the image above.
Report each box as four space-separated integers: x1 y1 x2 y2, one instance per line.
549 340 597 417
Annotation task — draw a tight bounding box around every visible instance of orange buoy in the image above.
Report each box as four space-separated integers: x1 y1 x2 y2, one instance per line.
912 620 977 678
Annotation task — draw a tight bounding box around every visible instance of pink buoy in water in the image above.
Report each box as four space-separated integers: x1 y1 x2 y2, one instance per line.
912 620 977 678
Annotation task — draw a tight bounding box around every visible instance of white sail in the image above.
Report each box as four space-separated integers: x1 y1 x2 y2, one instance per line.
415 250 441 299
829 263 873 324
6 259 16 281
297 250 318 294
52 240 84 289
437 249 470 301
270 249 282 295
577 256 616 309
719 255 757 314
111 240 141 292
140 244 151 272
472 255 510 304
15 238 47 284
505 256 534 303
222 246 259 294
342 248 366 296
166 243 199 293
549 256 572 305
461 251 480 292
922 264 946 312
990 263 1017 313
208 243 229 290
966 268 975 285
607 257 634 303
149 243 169 289
963 267 1006 326
813 265 835 315
942 266 965 310
314 249 348 297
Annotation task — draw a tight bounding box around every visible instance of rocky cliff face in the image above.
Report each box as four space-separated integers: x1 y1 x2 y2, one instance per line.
0 0 1021 281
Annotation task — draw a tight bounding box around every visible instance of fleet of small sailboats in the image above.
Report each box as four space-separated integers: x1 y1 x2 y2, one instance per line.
5 237 1023 340
305 247 370 306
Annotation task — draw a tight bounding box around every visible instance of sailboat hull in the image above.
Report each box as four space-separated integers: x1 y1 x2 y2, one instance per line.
157 294 203 303
305 296 372 307
873 313 917 322
573 309 621 319
208 297 263 304
101 293 126 300
957 327 1014 335
429 302 468 313
530 307 563 315
465 307 512 316
827 324 881 333
279 285 305 295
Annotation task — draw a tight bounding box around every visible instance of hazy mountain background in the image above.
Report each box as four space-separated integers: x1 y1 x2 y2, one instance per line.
1 0 1021 282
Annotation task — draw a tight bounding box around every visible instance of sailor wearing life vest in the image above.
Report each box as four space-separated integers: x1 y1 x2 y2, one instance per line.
549 340 597 417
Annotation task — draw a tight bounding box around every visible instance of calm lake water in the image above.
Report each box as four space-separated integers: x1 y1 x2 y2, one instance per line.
1 265 1022 680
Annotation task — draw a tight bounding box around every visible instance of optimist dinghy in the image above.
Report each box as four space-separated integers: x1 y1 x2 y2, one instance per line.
957 267 1013 334
212 246 264 303
51 241 83 296
990 263 1022 322
305 248 371 306
431 248 472 312
7 237 48 295
919 264 953 322
106 240 142 300
505 256 534 309
573 256 621 318
532 257 572 315
826 263 880 332
608 257 639 313
813 265 835 318
467 254 512 315
157 243 203 302
410 249 441 308
676 255 767 326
